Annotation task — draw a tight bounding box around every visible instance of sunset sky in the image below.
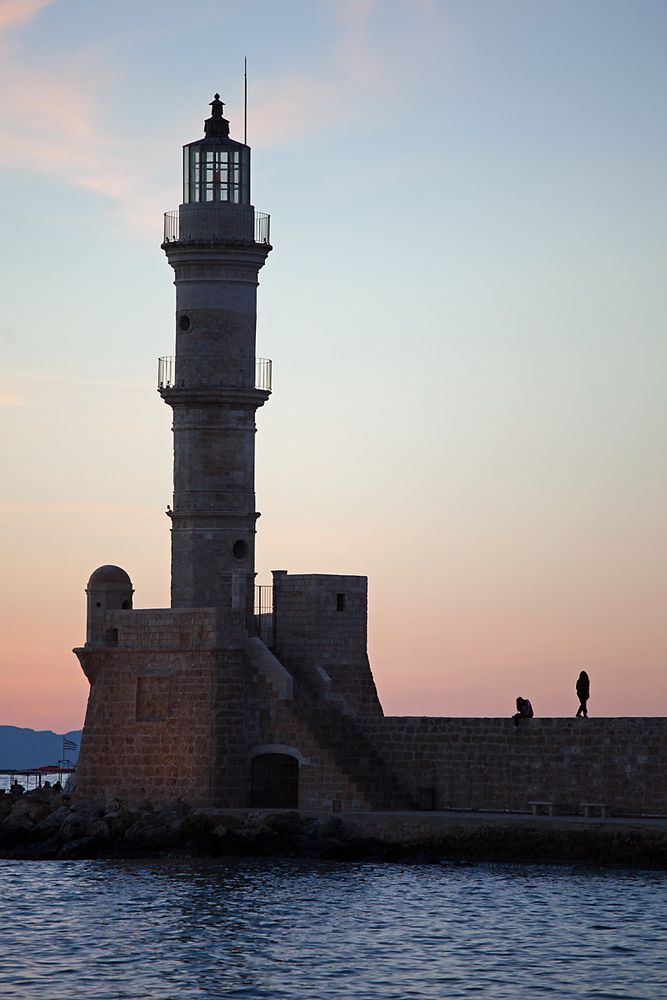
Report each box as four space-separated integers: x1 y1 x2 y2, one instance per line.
1 0 665 732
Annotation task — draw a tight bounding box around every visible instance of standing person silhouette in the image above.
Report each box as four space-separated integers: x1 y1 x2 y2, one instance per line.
576 670 590 717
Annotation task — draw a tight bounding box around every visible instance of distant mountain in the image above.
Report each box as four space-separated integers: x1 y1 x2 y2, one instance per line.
0 726 82 769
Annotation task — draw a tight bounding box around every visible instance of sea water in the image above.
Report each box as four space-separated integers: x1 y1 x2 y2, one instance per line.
0 858 665 999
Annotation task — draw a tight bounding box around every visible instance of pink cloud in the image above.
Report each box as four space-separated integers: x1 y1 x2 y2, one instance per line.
0 2 165 237
232 0 453 148
0 59 156 234
0 0 56 30
0 0 452 233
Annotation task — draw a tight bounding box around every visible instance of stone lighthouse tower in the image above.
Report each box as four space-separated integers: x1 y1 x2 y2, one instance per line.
160 93 272 627
74 96 275 808
74 95 396 813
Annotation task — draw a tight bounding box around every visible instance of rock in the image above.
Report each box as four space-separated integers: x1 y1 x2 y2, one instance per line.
262 811 302 835
34 804 72 839
2 813 34 834
86 819 112 842
57 835 103 860
103 805 135 838
9 797 52 825
199 811 244 833
27 837 63 860
59 810 104 843
72 799 105 823
336 836 392 861
124 813 175 851
303 816 345 840
241 823 281 852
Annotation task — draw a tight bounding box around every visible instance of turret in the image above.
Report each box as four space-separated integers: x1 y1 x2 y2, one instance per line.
85 564 133 647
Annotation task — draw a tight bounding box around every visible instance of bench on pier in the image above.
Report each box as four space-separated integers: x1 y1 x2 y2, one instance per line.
581 802 607 818
529 801 555 817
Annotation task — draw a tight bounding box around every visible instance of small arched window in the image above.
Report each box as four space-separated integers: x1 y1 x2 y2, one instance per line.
105 627 119 648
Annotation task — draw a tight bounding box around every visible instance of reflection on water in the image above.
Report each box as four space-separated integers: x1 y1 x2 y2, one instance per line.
0 858 665 999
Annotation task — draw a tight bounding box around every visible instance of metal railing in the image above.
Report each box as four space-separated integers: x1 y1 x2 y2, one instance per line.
157 356 175 388
255 357 272 391
254 212 270 245
158 356 272 392
163 210 178 242
254 584 274 646
163 209 270 245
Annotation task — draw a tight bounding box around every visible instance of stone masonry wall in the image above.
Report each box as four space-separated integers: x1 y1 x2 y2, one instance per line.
272 572 383 717
101 607 244 650
75 609 249 809
244 670 374 811
359 717 667 817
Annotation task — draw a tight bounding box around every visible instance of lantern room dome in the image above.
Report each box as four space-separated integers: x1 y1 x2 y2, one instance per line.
182 94 250 206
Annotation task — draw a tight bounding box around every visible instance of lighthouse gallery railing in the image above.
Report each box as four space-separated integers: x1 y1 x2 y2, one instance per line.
158 356 272 392
163 209 270 245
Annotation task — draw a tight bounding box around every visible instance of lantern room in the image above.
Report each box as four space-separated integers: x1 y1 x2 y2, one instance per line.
182 94 250 205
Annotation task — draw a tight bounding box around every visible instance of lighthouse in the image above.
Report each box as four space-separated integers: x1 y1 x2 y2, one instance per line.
159 94 272 627
74 95 392 812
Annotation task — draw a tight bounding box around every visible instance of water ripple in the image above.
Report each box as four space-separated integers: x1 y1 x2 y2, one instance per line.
0 860 665 998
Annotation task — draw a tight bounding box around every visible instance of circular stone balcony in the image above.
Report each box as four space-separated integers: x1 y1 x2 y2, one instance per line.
157 356 272 393
163 207 270 246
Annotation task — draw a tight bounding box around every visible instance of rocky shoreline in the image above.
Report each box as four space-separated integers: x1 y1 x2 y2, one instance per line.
2 786 667 867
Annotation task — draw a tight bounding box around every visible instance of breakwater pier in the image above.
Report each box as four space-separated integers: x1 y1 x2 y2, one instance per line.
2 785 666 868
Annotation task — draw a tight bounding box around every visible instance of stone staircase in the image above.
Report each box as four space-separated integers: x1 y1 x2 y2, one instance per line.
249 639 416 811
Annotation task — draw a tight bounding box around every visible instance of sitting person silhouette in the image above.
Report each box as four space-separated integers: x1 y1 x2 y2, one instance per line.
513 696 534 728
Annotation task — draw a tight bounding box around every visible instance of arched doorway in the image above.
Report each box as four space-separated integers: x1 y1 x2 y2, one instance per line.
251 753 299 808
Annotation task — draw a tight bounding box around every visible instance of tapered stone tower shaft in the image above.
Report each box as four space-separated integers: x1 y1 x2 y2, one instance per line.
159 95 272 625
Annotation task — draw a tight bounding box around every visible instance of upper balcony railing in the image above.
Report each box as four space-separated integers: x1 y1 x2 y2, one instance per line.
163 209 270 246
158 356 272 393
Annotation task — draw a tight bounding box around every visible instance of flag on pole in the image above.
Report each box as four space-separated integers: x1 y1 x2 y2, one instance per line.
63 738 78 751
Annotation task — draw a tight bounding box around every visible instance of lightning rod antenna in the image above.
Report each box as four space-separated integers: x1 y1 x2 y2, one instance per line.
244 57 248 145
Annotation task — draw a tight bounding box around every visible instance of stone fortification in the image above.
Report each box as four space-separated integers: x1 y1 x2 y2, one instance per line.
75 568 667 818
359 716 667 818
75 607 248 808
72 99 667 825
272 572 383 717
75 577 399 811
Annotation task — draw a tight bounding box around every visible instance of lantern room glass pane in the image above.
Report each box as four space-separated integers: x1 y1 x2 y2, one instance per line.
183 148 189 202
183 144 250 204
193 150 200 202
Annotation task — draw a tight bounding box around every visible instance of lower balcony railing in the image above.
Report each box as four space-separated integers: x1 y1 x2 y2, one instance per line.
158 356 272 392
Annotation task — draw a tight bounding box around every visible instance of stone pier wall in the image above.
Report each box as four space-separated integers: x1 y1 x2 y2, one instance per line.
359 717 667 817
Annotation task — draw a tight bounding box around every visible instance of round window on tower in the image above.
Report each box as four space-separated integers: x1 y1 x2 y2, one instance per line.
179 315 191 332
232 539 248 560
